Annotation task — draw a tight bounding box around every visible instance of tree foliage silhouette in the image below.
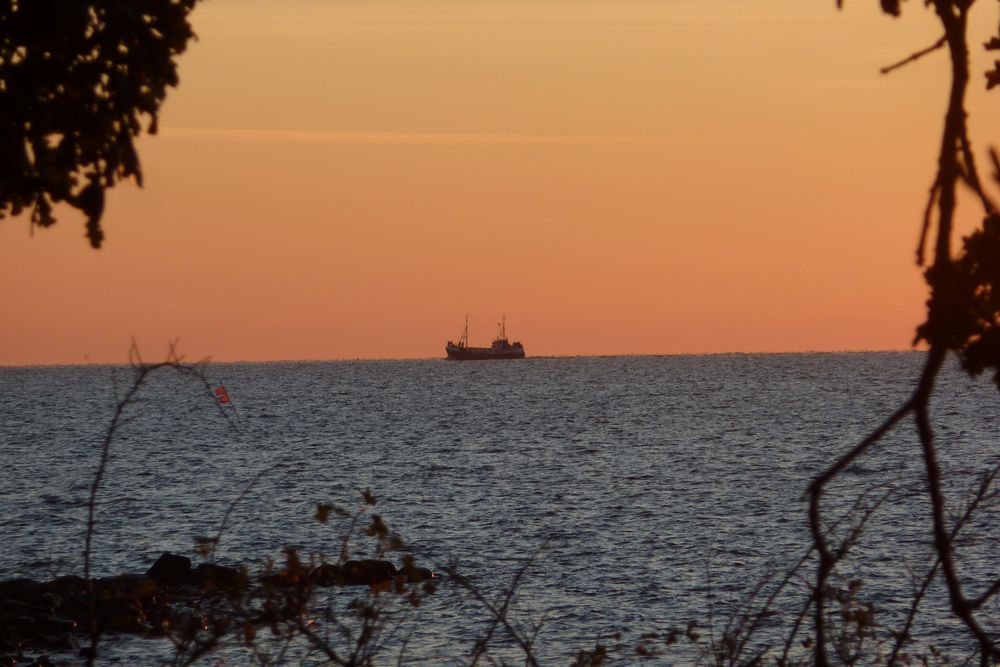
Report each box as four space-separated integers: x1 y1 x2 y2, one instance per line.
0 0 199 248
811 1 1000 665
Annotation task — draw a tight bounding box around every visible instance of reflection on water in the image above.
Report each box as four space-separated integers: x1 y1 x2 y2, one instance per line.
1 353 997 662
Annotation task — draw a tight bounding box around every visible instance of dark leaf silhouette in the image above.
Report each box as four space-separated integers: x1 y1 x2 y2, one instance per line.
880 0 902 17
915 213 1000 387
988 61 1000 90
0 0 199 247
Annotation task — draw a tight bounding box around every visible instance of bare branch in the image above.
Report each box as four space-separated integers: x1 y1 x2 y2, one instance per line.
82 345 230 665
914 393 1000 663
881 35 948 75
806 399 912 665
958 128 999 213
917 177 941 266
886 463 1000 666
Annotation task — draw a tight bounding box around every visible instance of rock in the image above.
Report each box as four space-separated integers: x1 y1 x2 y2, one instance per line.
40 592 61 610
0 551 437 656
191 563 245 592
174 584 202 598
92 597 146 634
397 565 437 584
0 578 45 603
340 560 398 586
34 614 75 640
146 552 191 587
259 569 300 587
309 560 436 586
92 574 156 601
51 575 85 592
309 563 341 586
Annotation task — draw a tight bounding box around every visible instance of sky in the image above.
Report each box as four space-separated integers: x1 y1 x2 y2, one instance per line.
2 0 999 365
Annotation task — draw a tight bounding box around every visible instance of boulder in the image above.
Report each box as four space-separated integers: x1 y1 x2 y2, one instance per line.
0 578 45 603
146 552 191 587
397 565 437 584
309 563 342 586
91 597 146 634
310 560 436 586
340 560 398 586
191 563 246 592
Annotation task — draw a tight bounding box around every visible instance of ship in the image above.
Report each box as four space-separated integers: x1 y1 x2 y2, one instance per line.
445 315 525 360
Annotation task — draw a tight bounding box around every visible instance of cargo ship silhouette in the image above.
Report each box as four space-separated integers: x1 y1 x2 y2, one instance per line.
445 315 525 360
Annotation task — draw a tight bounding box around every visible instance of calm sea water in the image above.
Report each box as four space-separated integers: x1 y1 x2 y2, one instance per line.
1 353 998 664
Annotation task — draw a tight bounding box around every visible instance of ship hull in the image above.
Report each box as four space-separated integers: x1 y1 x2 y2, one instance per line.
445 344 525 360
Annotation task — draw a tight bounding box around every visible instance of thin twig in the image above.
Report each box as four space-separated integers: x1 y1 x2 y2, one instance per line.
806 400 912 665
442 541 549 667
207 463 281 563
881 35 948 75
917 177 941 266
82 342 230 665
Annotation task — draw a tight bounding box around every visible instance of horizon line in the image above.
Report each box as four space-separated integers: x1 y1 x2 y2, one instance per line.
0 348 921 369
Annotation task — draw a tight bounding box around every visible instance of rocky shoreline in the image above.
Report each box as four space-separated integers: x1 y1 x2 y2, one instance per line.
0 552 437 665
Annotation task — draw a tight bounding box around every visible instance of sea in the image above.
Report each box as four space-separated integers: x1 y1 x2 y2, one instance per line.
1 352 998 665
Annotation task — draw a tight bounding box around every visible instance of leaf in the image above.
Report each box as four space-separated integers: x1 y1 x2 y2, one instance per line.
987 61 1000 90
75 181 105 248
879 0 901 17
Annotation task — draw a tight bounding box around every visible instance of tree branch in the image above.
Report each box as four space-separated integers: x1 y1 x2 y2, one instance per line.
881 36 948 75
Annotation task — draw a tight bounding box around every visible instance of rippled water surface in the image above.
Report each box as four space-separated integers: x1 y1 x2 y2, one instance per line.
1 353 998 663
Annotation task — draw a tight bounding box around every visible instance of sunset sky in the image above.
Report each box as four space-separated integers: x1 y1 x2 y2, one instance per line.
2 0 998 365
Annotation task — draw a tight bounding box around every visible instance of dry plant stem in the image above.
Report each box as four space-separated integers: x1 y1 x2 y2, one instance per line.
297 618 349 666
779 591 817 666
395 630 414 667
887 462 1000 666
82 342 226 666
730 540 825 664
887 557 941 667
723 573 771 662
807 400 912 665
207 463 280 563
169 632 222 667
785 486 892 664
914 370 1000 665
460 565 536 667
443 541 548 667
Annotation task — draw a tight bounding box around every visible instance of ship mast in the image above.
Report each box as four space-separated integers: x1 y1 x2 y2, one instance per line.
461 314 469 348
499 315 506 341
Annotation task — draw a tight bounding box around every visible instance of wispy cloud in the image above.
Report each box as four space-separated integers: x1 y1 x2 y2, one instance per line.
159 126 693 146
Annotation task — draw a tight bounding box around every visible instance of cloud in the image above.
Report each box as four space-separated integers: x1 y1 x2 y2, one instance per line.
158 126 689 146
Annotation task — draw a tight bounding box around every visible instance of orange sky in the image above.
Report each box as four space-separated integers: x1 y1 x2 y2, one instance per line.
2 0 998 365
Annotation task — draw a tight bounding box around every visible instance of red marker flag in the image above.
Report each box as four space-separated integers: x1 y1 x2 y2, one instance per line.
215 384 231 405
